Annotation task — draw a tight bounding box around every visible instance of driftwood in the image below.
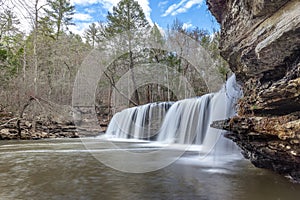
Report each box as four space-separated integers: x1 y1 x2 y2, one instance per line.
0 118 18 127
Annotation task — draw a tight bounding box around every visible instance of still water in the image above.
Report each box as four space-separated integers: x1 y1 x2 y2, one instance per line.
0 138 299 200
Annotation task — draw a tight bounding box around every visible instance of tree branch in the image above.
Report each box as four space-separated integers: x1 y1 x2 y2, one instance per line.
103 71 138 106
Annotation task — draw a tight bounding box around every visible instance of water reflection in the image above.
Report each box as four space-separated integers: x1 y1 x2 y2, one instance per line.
0 139 299 200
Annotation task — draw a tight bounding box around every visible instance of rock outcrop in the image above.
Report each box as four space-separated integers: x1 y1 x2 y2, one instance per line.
207 0 300 182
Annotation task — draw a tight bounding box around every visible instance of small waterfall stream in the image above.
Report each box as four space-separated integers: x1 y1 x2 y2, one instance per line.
105 102 173 140
105 75 242 153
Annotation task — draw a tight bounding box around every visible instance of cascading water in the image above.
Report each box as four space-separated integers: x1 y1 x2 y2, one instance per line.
105 102 173 140
105 75 242 154
156 94 214 144
155 74 242 154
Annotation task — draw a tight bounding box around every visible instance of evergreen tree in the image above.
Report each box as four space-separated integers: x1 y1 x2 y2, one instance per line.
38 16 55 39
0 9 20 44
84 23 99 48
105 0 150 36
149 24 165 63
44 0 75 39
103 0 150 105
150 23 164 45
0 9 22 82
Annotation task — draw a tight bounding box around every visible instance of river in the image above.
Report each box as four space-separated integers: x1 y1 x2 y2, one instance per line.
0 138 299 200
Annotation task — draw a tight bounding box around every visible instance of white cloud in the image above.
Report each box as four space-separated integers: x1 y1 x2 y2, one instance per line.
162 0 187 17
70 0 153 35
158 1 168 8
84 8 96 14
69 22 91 36
162 0 204 17
137 0 152 25
71 0 100 6
71 0 153 25
73 13 93 21
182 22 193 30
4 0 153 36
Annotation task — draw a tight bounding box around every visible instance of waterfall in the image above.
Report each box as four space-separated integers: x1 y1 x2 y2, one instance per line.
105 102 173 140
105 75 242 151
156 94 214 144
156 74 242 154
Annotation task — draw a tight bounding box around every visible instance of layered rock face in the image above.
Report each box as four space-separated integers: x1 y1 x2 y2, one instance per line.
207 0 300 182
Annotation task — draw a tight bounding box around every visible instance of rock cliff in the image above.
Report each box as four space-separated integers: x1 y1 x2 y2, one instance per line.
207 0 300 182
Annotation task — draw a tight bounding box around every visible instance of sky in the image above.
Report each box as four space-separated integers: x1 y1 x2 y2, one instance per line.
69 0 220 35
5 0 219 36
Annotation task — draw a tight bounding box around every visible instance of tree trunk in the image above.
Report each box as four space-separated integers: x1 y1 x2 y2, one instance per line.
108 84 112 117
34 0 39 97
23 43 26 81
129 50 140 105
147 85 150 103
126 3 140 106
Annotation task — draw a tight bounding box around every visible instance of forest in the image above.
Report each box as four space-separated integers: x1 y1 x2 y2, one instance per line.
0 0 228 137
0 0 299 198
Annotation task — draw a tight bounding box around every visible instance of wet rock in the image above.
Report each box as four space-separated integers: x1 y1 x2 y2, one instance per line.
0 129 12 139
211 116 300 182
208 0 300 182
0 116 80 140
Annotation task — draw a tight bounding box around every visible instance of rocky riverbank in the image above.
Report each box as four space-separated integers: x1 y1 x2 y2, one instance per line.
0 106 79 139
207 0 300 182
0 102 108 140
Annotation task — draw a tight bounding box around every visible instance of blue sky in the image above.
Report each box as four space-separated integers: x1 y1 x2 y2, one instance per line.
69 0 220 35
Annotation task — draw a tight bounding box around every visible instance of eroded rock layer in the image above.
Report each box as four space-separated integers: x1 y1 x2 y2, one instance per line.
207 0 300 182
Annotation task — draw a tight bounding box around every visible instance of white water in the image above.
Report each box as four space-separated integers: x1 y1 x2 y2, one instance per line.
155 75 242 154
105 75 242 154
105 102 173 140
157 94 214 144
